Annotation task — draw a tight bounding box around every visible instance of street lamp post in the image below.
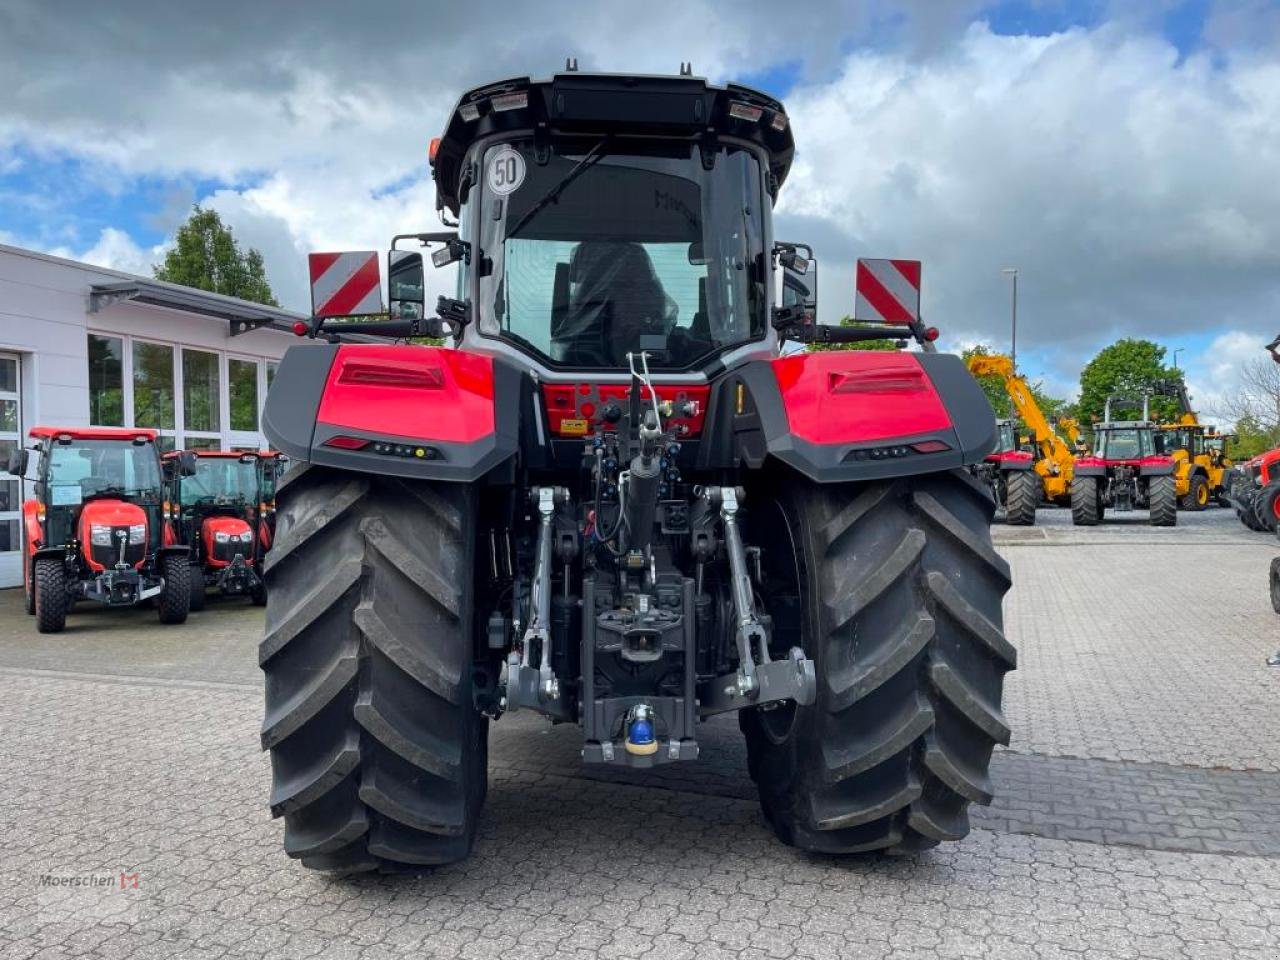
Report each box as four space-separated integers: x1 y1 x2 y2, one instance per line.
1002 268 1018 370
1172 347 1184 372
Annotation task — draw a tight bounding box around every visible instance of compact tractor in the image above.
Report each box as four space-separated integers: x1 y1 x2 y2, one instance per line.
7 427 193 632
165 449 284 610
965 353 1075 525
1070 395 1177 526
259 70 1014 871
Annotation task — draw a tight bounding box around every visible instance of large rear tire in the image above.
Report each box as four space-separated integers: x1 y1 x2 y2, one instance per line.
1148 476 1177 527
260 465 486 873
1003 470 1037 526
1270 558 1280 615
1071 476 1099 526
740 470 1015 854
34 557 68 634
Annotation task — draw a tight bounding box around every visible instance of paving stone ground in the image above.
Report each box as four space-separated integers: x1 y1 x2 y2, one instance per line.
1 507 1278 959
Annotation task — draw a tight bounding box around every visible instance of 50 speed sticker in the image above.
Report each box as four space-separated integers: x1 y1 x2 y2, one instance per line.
487 147 526 196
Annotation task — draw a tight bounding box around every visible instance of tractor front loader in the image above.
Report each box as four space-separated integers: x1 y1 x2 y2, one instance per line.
965 353 1074 525
258 71 1015 872
6 427 193 632
1070 395 1177 526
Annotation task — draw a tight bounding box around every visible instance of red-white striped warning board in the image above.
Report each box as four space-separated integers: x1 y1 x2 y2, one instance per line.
309 251 383 318
854 258 921 325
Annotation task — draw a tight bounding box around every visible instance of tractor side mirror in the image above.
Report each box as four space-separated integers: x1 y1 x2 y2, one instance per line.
6 447 28 477
388 249 426 321
778 242 817 323
178 451 198 477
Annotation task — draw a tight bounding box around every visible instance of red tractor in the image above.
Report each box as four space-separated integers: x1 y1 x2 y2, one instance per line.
164 449 285 610
7 427 193 633
258 71 1014 871
974 418 1038 525
1070 395 1177 526
1230 448 1280 531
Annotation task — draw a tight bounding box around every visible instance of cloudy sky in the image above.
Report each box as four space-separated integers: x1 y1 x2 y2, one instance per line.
2 0 1278 414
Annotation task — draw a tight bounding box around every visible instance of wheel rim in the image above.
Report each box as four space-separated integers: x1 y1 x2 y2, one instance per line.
752 497 805 744
1197 484 1209 506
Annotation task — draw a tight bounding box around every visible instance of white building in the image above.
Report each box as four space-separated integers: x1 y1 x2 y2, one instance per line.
0 243 311 588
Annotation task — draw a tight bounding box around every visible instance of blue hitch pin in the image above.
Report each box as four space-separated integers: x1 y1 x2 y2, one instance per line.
624 704 658 756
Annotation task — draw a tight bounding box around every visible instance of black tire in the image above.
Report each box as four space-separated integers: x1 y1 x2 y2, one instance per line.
34 557 68 633
1071 476 1099 526
1270 558 1280 615
1255 484 1280 533
189 571 207 612
1003 470 1037 526
1148 476 1177 527
740 470 1015 854
260 465 486 873
157 555 191 624
1179 475 1208 512
1239 489 1264 530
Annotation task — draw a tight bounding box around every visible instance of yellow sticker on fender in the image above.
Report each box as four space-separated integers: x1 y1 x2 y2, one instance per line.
559 419 589 436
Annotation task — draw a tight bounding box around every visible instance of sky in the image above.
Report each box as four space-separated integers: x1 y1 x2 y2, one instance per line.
1 0 1278 418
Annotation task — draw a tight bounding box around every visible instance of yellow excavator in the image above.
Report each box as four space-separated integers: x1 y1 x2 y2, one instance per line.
1154 377 1233 509
966 353 1076 524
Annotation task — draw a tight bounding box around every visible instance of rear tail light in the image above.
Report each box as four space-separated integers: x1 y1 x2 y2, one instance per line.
728 101 764 122
337 360 445 389
292 321 310 336
828 368 928 394
911 440 951 454
323 436 370 450
923 326 940 342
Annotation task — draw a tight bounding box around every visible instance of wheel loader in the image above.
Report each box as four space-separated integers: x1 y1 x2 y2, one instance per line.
964 353 1074 525
259 70 1014 871
1153 377 1233 510
1070 395 1177 526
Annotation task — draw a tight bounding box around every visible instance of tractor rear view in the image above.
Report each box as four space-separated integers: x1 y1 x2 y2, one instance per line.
1070 395 1176 526
258 71 1014 871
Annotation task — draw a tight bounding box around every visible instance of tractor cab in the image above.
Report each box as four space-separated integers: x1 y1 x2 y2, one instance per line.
6 427 192 631
165 450 280 608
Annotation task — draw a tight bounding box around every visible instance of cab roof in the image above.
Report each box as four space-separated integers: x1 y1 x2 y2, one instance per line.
162 450 280 460
431 71 795 215
29 426 158 442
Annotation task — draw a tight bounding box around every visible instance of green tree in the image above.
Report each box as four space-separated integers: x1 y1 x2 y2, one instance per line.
154 206 279 306
807 317 904 352
1078 338 1180 424
1229 413 1278 459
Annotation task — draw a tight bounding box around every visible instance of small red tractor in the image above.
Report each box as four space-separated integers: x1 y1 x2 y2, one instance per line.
164 449 284 610
1070 395 1177 526
7 427 193 632
258 70 1014 871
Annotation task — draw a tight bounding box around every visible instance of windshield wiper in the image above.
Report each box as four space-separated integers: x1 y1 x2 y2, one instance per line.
505 139 609 240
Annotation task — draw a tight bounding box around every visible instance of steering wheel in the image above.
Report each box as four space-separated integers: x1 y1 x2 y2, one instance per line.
79 476 114 495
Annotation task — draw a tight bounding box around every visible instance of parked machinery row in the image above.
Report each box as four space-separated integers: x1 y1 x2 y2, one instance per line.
5 426 283 633
968 355 1234 528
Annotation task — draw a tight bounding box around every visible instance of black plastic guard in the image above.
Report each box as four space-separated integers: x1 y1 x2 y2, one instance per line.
698 352 998 483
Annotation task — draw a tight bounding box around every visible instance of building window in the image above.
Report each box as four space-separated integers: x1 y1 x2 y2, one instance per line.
88 335 124 426
229 358 258 432
183 349 220 434
186 437 222 451
132 341 175 430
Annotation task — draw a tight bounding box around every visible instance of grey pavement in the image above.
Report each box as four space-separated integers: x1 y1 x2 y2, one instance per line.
0 505 1278 959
